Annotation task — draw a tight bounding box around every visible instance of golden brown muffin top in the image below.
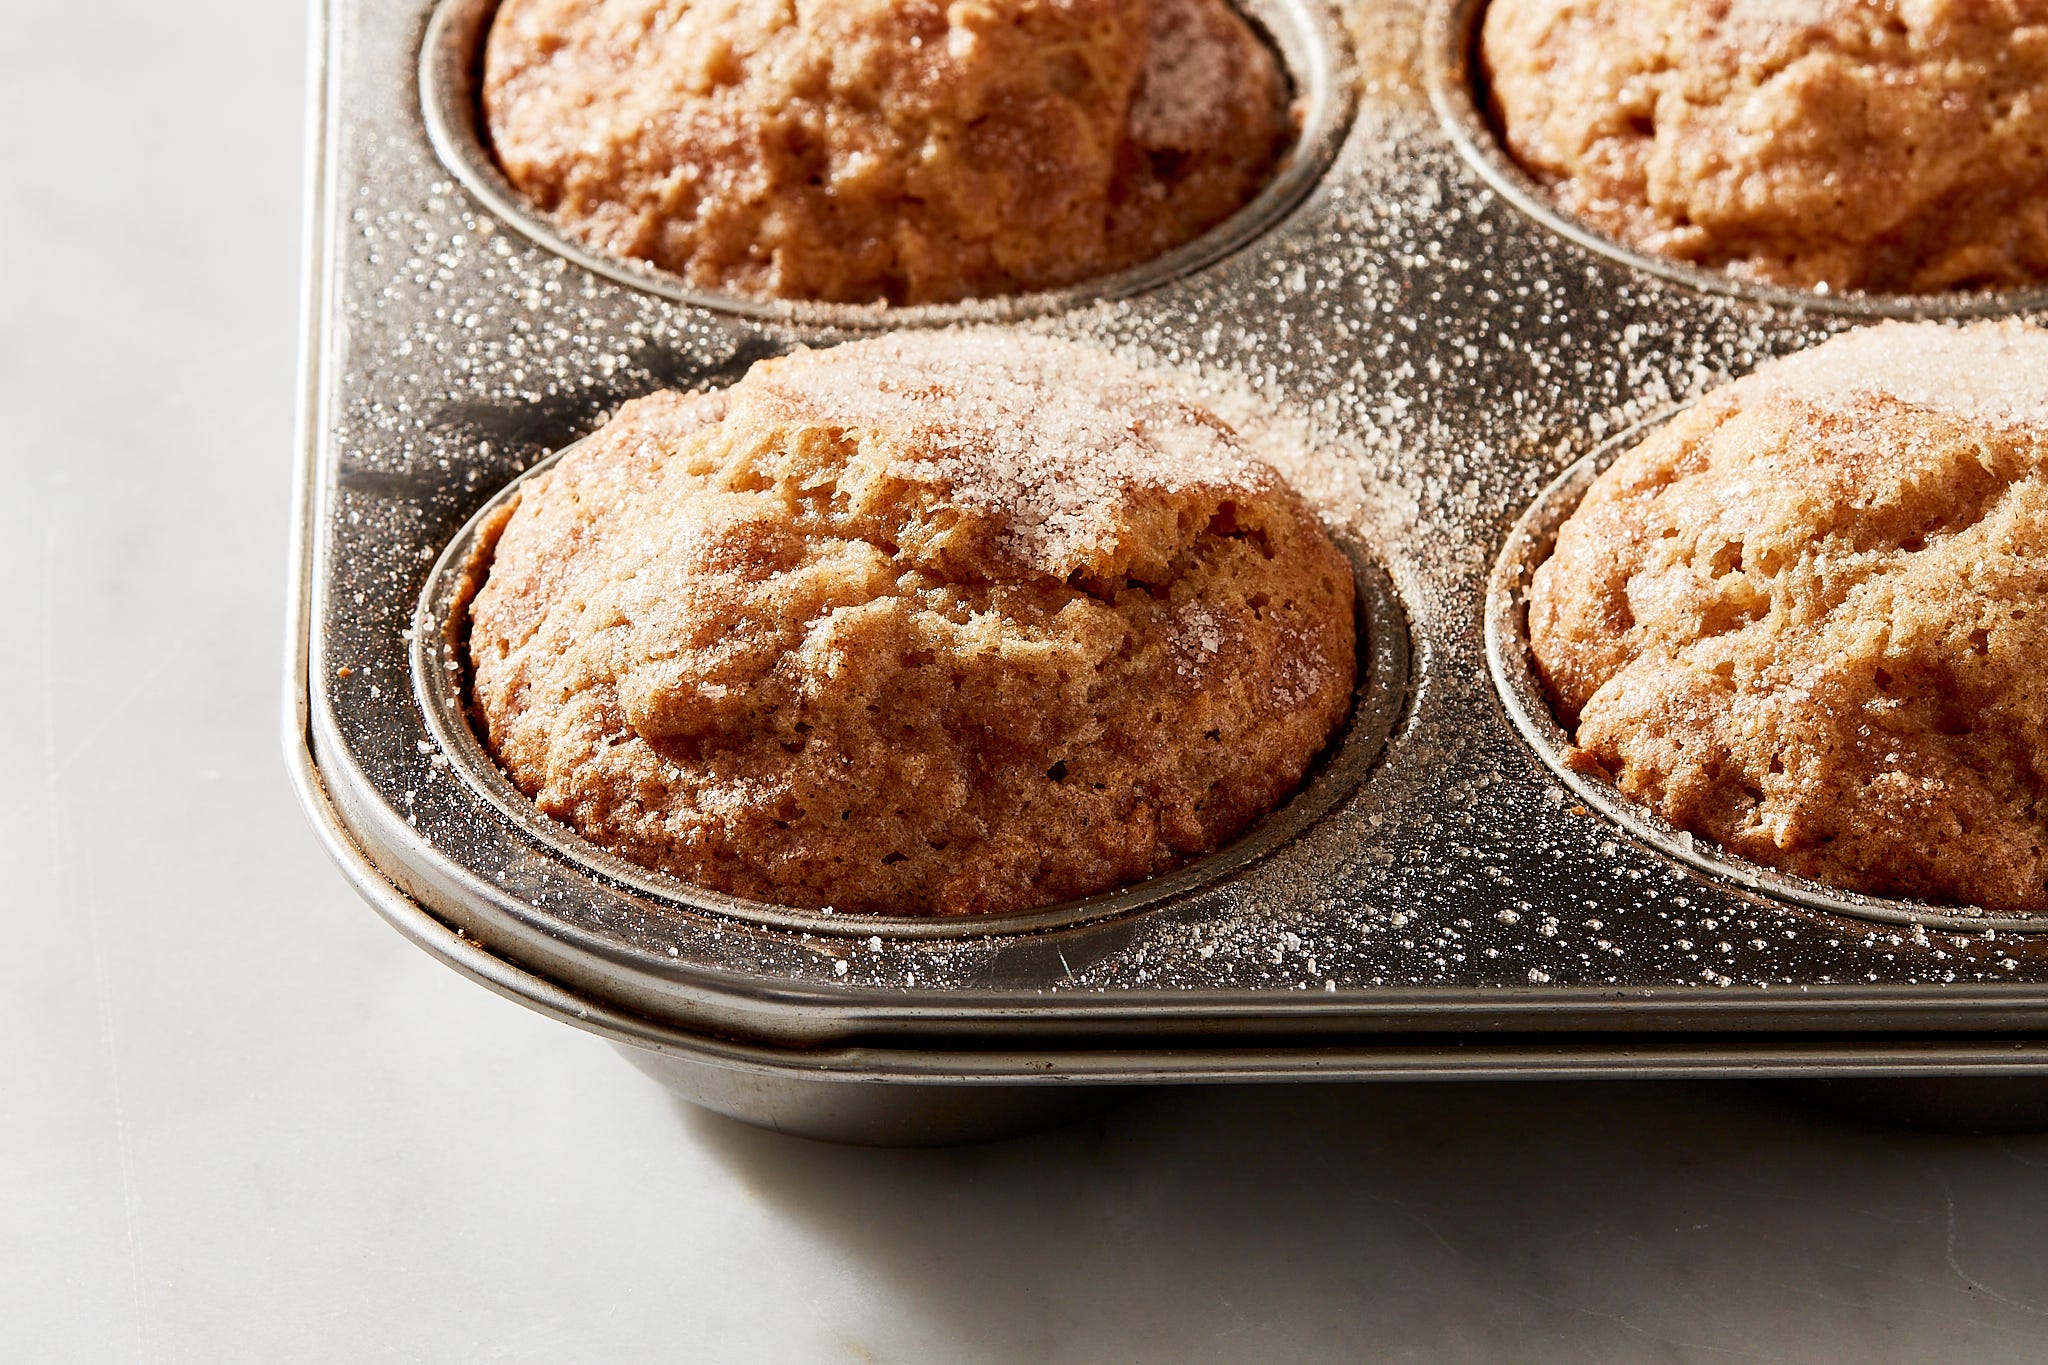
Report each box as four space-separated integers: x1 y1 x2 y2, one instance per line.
1483 0 2048 293
468 332 1357 915
1531 321 2048 912
483 0 1292 304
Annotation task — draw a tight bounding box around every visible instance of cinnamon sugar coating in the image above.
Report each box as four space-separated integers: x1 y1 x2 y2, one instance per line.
482 0 1292 305
1531 322 2048 912
1482 0 2048 294
467 333 1357 915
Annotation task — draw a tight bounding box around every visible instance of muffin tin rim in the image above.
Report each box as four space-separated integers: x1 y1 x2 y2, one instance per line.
417 0 1361 327
1486 408 2048 936
411 425 1415 942
1423 0 2048 323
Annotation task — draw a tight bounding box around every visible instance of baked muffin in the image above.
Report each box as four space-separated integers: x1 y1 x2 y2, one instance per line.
466 333 1357 916
1530 321 2048 912
1482 0 2048 294
482 0 1293 305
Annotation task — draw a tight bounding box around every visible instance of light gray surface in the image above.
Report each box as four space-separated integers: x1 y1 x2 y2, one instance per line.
5 3 2048 1361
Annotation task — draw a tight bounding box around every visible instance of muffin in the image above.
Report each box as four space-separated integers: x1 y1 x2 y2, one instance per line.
1530 321 2048 913
482 0 1294 305
1481 0 2048 294
466 333 1358 916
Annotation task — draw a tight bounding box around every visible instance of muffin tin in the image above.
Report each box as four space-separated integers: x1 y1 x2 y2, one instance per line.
290 0 2048 1143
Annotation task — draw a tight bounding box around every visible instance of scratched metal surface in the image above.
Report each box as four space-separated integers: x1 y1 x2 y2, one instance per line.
305 0 2048 1041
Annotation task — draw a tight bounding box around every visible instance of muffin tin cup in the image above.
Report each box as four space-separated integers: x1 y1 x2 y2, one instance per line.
1423 0 2048 321
1486 413 2048 937
411 432 1414 941
420 0 1359 326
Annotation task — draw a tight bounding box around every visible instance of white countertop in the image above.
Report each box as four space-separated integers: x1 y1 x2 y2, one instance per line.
5 3 2047 1360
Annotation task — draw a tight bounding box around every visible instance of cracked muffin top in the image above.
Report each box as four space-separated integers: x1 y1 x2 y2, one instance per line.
466 332 1357 915
1531 321 2048 912
1483 0 2048 294
483 0 1294 305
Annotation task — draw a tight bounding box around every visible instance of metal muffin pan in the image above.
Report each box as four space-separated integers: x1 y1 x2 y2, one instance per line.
419 0 1359 327
289 0 2048 1143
